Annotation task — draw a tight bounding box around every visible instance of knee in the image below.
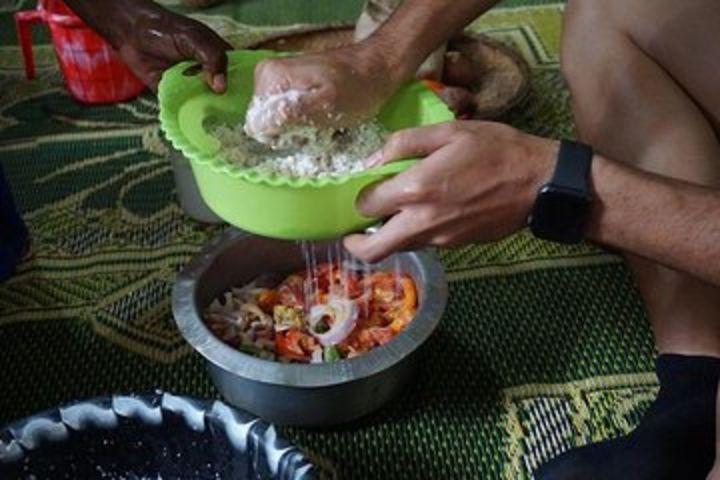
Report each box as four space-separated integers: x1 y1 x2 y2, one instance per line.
560 0 631 146
560 1 615 89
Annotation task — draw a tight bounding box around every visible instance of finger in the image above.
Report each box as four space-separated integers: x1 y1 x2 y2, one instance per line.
197 49 229 94
182 31 231 93
355 174 410 218
358 140 457 217
365 122 459 168
343 211 427 263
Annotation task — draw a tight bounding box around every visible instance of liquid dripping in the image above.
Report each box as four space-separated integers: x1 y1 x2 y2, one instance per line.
326 241 334 293
300 240 312 313
393 254 402 297
297 239 395 315
362 254 372 318
335 240 344 297
309 242 319 303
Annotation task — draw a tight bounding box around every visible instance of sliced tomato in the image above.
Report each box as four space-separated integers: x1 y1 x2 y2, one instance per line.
421 79 446 94
344 275 364 298
400 276 417 310
368 327 396 345
275 329 309 361
355 326 394 349
309 264 365 299
389 308 414 333
365 311 385 328
367 272 399 303
369 271 395 285
298 330 318 352
256 289 280 314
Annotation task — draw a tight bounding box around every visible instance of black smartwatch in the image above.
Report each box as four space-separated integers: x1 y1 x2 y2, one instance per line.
527 140 594 244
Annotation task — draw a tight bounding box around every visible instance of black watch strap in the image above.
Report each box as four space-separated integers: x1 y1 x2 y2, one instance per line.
550 140 594 193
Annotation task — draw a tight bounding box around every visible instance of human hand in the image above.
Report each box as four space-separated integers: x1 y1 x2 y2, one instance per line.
117 7 231 92
344 121 558 262
67 0 231 93
245 44 403 139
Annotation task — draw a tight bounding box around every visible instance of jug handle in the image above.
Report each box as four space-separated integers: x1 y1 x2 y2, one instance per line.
15 10 44 80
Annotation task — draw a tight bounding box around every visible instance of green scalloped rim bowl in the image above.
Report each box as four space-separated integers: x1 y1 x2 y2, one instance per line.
158 50 454 240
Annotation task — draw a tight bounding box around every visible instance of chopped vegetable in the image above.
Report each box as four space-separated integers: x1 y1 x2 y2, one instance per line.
273 305 303 330
309 296 358 346
324 345 341 363
203 262 418 363
275 329 309 361
239 344 264 356
257 289 279 313
421 79 446 94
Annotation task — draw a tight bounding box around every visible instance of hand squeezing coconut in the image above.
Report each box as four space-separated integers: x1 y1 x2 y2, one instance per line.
243 0 480 150
243 88 334 150
222 86 387 179
240 47 397 175
243 42 398 151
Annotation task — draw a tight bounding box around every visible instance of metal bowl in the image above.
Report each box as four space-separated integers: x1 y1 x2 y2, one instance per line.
172 229 448 427
0 392 315 479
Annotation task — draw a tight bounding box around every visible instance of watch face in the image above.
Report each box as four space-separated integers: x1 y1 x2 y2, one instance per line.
528 186 591 244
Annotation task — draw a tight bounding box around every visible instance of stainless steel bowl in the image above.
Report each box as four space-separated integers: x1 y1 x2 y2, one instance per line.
172 229 447 427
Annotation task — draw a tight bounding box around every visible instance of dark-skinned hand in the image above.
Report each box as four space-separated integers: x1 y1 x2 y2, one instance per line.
65 0 232 93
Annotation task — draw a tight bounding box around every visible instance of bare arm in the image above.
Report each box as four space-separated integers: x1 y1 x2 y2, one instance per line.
63 0 140 46
589 155 720 285
363 0 501 85
64 0 231 92
345 121 720 286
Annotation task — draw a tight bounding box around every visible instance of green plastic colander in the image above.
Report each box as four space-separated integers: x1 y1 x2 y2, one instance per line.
158 50 453 240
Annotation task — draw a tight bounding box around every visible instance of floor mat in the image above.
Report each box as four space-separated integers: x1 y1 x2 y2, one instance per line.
0 3 657 479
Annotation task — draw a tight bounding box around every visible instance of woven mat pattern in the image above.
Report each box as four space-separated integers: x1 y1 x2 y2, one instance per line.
0 3 657 479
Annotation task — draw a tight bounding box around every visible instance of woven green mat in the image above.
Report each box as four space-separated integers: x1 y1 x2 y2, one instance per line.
160 0 563 25
0 3 657 479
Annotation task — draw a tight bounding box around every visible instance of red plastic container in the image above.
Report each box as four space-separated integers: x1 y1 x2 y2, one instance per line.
15 0 145 104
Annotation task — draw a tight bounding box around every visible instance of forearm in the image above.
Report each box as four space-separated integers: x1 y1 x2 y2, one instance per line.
64 0 230 92
361 0 500 85
589 155 720 285
64 0 166 48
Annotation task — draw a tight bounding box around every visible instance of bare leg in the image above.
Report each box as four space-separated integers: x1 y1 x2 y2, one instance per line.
535 2 720 478
562 0 720 356
610 0 720 133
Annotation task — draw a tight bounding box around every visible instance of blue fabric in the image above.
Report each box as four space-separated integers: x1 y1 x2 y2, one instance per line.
0 162 28 282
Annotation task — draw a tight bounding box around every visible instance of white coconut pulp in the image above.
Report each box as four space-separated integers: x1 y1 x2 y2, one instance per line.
211 89 388 178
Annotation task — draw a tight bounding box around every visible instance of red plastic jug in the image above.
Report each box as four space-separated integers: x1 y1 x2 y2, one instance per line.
15 0 145 104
